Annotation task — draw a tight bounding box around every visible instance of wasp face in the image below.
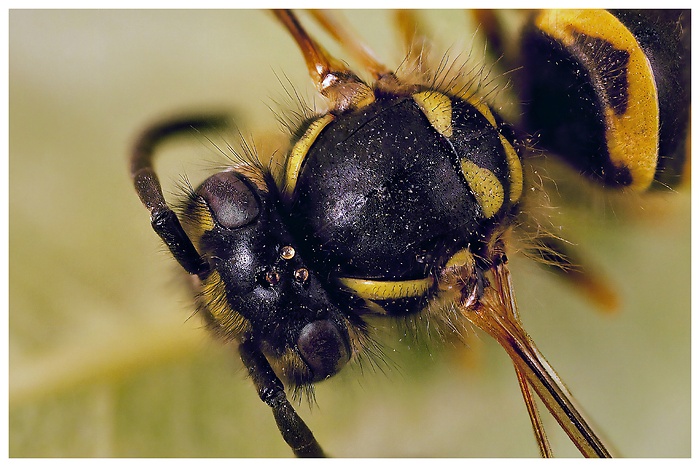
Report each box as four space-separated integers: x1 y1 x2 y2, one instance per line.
185 170 352 385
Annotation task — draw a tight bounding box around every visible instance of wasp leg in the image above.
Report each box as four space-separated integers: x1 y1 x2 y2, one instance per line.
464 252 612 457
440 246 552 456
238 340 325 458
273 9 375 112
393 10 432 79
527 235 619 313
440 242 612 457
489 250 553 457
130 115 228 278
308 10 391 80
513 364 552 457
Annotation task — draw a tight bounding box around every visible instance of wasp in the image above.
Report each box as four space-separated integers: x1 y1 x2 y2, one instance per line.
130 10 690 457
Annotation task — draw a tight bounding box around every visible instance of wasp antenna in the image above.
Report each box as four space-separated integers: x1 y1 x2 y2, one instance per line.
130 115 226 278
273 9 375 112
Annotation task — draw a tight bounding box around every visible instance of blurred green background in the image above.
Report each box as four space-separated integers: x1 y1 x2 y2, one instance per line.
9 10 690 457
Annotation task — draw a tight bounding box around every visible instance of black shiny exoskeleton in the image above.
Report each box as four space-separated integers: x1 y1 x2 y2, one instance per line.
287 94 518 314
130 9 689 458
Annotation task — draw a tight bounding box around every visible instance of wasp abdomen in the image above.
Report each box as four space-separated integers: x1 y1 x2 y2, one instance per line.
519 9 690 190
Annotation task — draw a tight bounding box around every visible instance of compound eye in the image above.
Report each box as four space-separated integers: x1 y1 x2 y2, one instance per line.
197 172 260 228
297 320 351 380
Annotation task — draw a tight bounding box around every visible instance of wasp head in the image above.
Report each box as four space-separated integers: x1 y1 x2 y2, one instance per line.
182 170 354 386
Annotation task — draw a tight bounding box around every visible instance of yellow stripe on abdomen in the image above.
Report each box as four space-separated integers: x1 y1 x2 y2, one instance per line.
535 9 659 191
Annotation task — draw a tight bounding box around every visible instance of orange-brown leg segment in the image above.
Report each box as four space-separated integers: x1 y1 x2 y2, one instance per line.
489 249 552 458
474 255 611 457
272 9 375 112
443 240 612 457
308 9 392 80
470 10 506 63
527 235 619 313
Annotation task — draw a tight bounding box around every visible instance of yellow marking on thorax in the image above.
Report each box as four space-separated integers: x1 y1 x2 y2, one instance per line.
499 135 523 203
413 91 453 137
284 113 335 197
351 84 377 109
438 248 477 297
460 160 504 218
339 276 435 301
536 9 659 191
466 96 498 128
444 248 475 270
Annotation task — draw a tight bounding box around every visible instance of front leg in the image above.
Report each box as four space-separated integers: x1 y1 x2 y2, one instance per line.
238 340 325 458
